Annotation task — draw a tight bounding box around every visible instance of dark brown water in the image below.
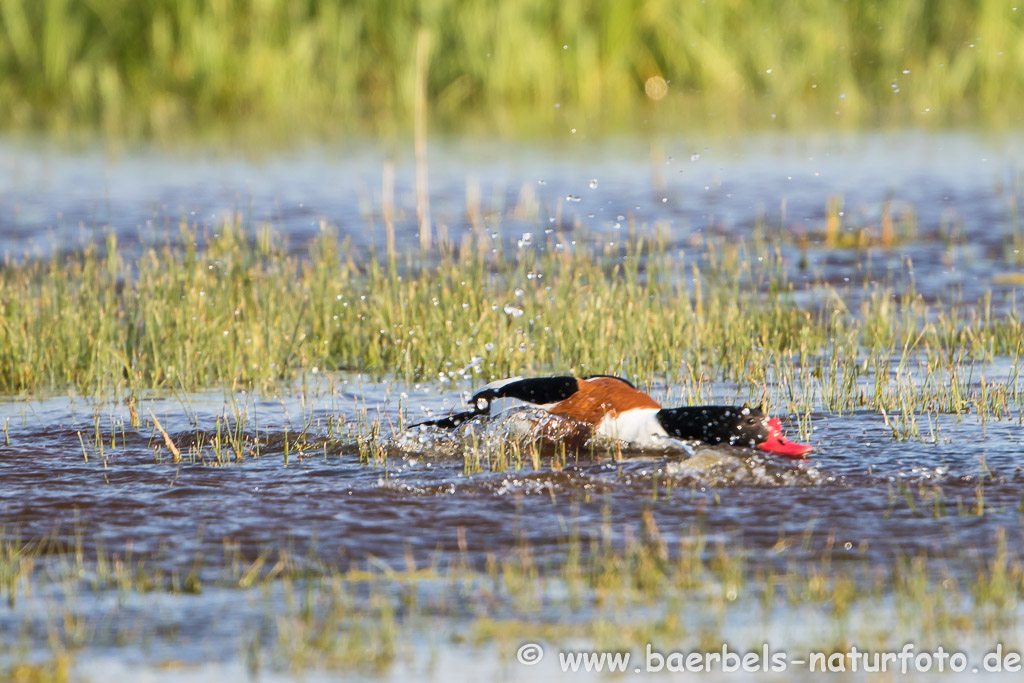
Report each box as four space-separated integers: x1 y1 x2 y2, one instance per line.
2 132 1024 679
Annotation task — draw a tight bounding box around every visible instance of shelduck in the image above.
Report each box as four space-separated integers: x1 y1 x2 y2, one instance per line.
412 375 813 458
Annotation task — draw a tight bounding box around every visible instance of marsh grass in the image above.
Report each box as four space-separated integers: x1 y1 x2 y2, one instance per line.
1 212 1022 436
1 0 1023 141
3 518 1024 676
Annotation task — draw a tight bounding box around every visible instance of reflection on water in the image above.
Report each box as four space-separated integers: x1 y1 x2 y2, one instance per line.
1 134 1021 246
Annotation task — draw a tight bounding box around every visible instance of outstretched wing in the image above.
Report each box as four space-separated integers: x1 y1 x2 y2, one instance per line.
410 375 639 429
470 375 639 413
470 376 581 411
410 376 582 429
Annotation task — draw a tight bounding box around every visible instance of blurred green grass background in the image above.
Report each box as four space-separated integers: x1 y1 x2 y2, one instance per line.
1 0 1022 142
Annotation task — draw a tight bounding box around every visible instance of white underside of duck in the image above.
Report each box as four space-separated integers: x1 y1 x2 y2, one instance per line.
593 408 668 446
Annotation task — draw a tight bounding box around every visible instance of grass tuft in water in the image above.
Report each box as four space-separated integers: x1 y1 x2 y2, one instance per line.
0 217 1021 433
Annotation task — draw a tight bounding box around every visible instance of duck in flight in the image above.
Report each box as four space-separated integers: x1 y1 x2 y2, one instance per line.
412 375 813 458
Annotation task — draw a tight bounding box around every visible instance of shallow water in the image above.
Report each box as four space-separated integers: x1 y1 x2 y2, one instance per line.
2 381 1023 678
2 131 1024 678
1 382 1021 571
4 132 1023 320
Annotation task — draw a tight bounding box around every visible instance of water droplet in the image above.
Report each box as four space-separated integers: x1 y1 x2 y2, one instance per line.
589 179 598 189
485 342 495 351
514 288 524 298
518 232 534 247
690 153 700 161
902 69 911 74
503 304 524 318
566 195 582 202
